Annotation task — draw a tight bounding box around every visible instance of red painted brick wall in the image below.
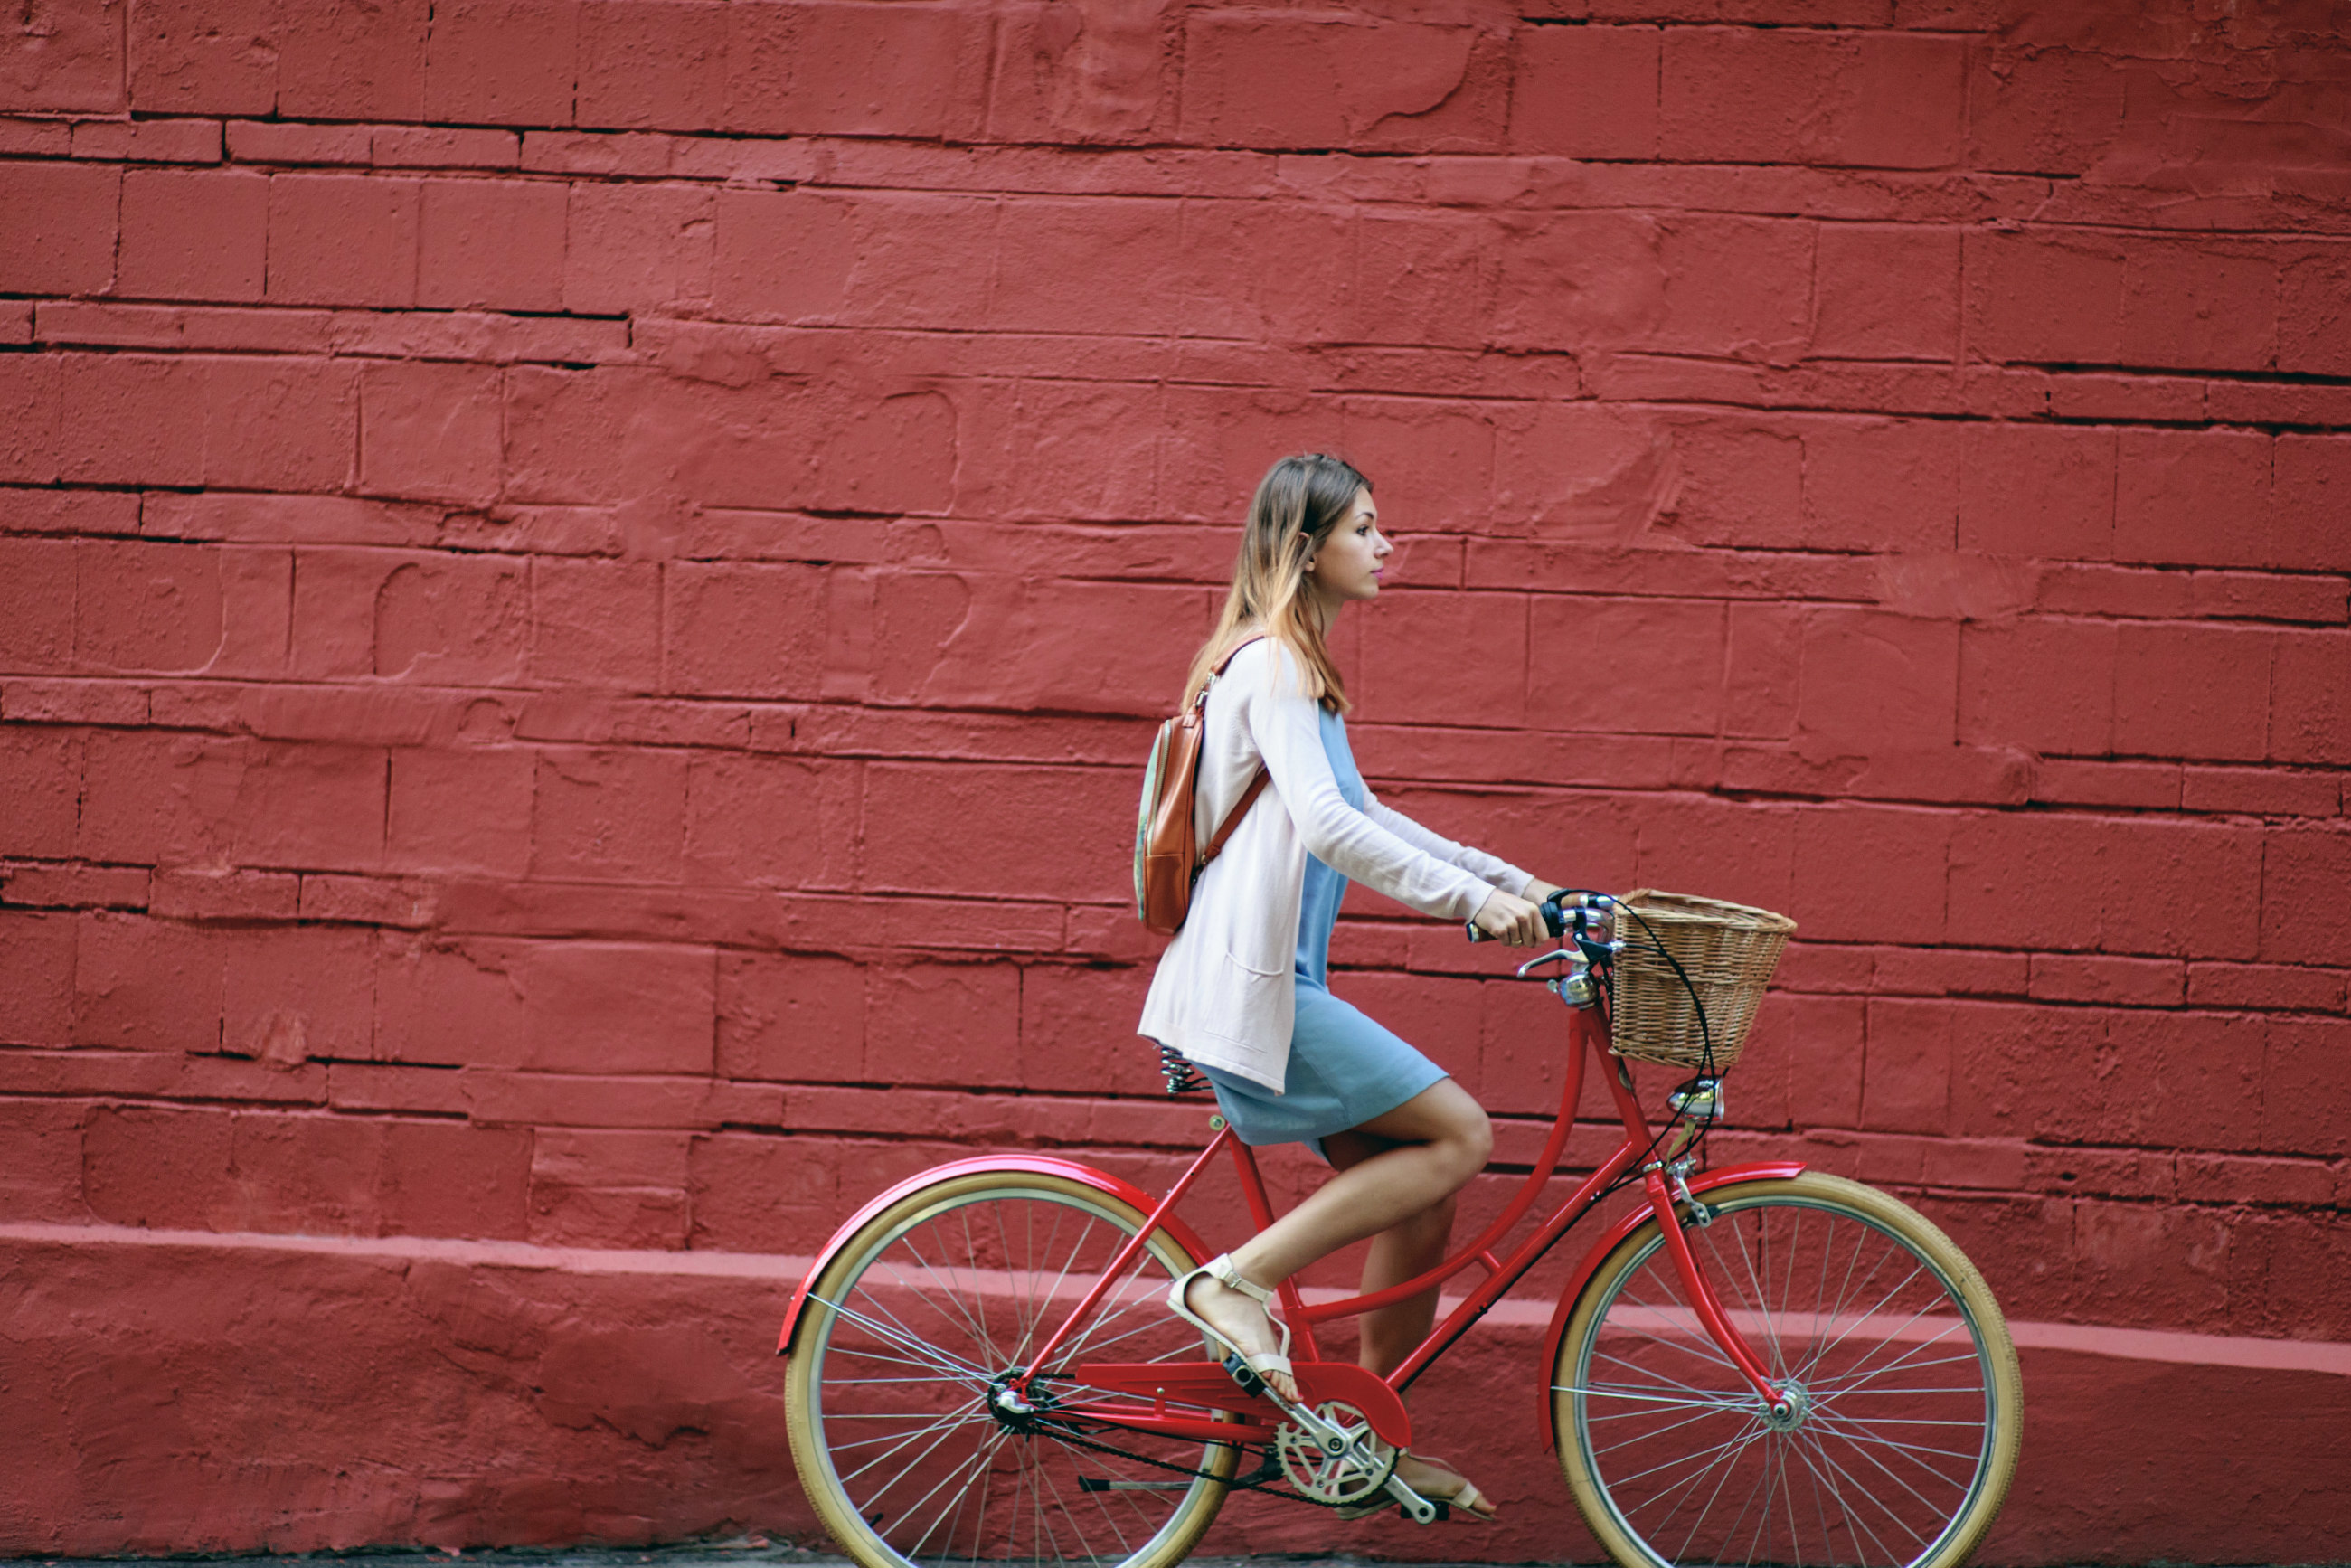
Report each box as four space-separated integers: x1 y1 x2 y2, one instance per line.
4 0 2349 1558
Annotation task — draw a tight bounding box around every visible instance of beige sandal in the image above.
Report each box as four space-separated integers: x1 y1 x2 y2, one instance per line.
1337 1457 1497 1524
1165 1254 1293 1397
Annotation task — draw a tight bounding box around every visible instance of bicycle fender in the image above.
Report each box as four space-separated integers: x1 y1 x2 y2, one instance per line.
778 1155 1218 1355
1535 1160 1806 1450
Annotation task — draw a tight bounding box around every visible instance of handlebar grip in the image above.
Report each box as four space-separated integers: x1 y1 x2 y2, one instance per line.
1466 892 1575 943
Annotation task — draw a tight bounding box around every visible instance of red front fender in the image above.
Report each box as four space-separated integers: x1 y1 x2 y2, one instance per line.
1536 1160 1807 1449
778 1155 1216 1355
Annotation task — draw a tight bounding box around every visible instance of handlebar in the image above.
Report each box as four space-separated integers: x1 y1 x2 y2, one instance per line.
1465 890 1612 944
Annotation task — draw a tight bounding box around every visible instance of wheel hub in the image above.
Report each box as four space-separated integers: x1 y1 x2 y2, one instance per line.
1759 1382 1809 1432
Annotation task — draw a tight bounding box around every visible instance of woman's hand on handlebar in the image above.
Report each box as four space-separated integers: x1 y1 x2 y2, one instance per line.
1472 888 1551 948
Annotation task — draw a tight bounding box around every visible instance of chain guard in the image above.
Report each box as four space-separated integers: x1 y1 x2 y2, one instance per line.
1273 1401 1397 1506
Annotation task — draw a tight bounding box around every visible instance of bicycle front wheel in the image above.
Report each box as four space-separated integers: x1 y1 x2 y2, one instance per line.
1555 1172 2021 1568
784 1169 1238 1568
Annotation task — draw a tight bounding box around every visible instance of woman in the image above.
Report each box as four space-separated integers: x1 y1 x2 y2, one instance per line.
1139 452 1570 1523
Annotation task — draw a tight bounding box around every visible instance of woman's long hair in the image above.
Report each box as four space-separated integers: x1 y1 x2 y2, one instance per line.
1180 452 1369 714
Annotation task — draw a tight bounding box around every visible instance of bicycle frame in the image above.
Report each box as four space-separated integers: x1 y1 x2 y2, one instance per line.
1015 1004 1803 1447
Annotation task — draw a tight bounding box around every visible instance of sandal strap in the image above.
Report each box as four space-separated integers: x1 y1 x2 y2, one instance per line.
1204 1254 1276 1308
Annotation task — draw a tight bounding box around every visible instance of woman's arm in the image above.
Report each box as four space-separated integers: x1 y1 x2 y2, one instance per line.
1361 791 1543 901
1242 648 1496 922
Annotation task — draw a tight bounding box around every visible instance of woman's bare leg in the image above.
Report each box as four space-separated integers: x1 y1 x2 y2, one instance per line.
1178 1078 1490 1403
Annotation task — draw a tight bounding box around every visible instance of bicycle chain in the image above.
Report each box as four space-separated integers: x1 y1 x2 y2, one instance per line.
1029 1417 1338 1510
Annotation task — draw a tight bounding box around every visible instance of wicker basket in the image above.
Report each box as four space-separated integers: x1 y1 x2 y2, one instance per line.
1605 890 1797 1072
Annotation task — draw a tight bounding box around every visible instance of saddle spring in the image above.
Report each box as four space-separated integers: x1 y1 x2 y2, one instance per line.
1157 1044 1211 1096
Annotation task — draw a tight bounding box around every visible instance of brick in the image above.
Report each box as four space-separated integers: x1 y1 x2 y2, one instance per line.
2120 240 2278 374
2032 759 2179 809
2184 765 2339 817
684 753 849 890
299 874 435 928
663 562 826 700
115 167 266 301
360 360 504 505
0 729 80 860
2113 427 2273 570
502 365 637 505
2273 436 2351 572
531 557 662 688
1527 596 1720 736
2263 1017 2351 1157
226 119 376 165
56 353 204 486
1791 804 1950 945
863 761 1131 903
0 536 77 672
2112 622 2274 763
1357 591 1525 728
71 117 222 163
381 1119 532 1238
865 962 1021 1090
0 117 71 156
417 178 565 311
74 538 223 672
531 746 686 881
1801 419 1960 552
1966 40 2126 176
265 173 421 307
1861 997 1952 1134
1958 618 2115 755
1633 793 1795 915
1510 24 1658 159
0 909 77 1045
2280 246 2351 377
2028 952 2185 1006
1811 224 1959 361
2186 960 2344 1014
1873 946 2028 997
0 162 118 293
131 0 279 115
1964 229 2126 365
726 0 987 139
2261 830 2351 967
1652 214 1813 362
80 1105 235 1228
279 0 428 119
370 125 519 169
288 546 525 682
4 0 127 110
1948 813 2259 959
1797 609 1959 752
423 0 578 125
222 922 375 1065
386 748 536 877
716 950 866 1082
528 1126 690 1247
991 197 1186 337
204 355 359 491
576 0 725 131
1957 423 2115 560
2269 629 2351 768
71 913 224 1052
1020 964 1161 1095
150 866 298 921
564 182 714 315
0 356 63 483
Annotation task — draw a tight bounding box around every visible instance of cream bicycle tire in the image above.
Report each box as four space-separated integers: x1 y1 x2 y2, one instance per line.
785 1170 1239 1568
1554 1172 2022 1568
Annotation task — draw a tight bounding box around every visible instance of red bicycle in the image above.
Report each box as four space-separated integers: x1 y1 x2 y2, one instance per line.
779 892 2022 1568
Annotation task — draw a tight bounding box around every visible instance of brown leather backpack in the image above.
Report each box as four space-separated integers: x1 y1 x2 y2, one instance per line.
1133 638 1270 935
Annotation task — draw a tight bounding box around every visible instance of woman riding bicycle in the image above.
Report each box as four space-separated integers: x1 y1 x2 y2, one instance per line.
1140 451 1574 1524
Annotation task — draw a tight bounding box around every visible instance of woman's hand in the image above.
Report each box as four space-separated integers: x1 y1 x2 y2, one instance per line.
1472 888 1551 948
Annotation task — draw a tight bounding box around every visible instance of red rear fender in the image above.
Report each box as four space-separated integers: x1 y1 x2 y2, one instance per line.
778 1156 1214 1355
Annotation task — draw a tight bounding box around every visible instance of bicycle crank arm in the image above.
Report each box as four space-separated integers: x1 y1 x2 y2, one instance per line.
1380 1473 1439 1525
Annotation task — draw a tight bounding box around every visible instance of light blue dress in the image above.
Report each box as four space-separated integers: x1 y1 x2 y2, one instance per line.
1195 705 1448 1162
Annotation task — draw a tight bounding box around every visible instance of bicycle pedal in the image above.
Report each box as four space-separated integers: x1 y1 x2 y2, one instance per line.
1221 1352 1266 1398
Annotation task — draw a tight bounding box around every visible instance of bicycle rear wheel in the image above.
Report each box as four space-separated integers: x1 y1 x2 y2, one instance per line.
784 1169 1238 1568
1555 1172 2020 1568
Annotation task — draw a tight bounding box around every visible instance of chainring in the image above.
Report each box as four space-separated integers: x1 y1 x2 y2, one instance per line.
1272 1400 1397 1506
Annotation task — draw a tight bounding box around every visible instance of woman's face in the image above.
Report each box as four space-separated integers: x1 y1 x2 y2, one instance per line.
1307 487 1390 609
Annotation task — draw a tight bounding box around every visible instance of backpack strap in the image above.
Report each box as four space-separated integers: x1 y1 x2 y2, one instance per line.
1195 633 1270 867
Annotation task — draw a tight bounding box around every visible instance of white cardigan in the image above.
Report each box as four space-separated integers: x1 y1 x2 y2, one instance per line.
1137 639 1537 1092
